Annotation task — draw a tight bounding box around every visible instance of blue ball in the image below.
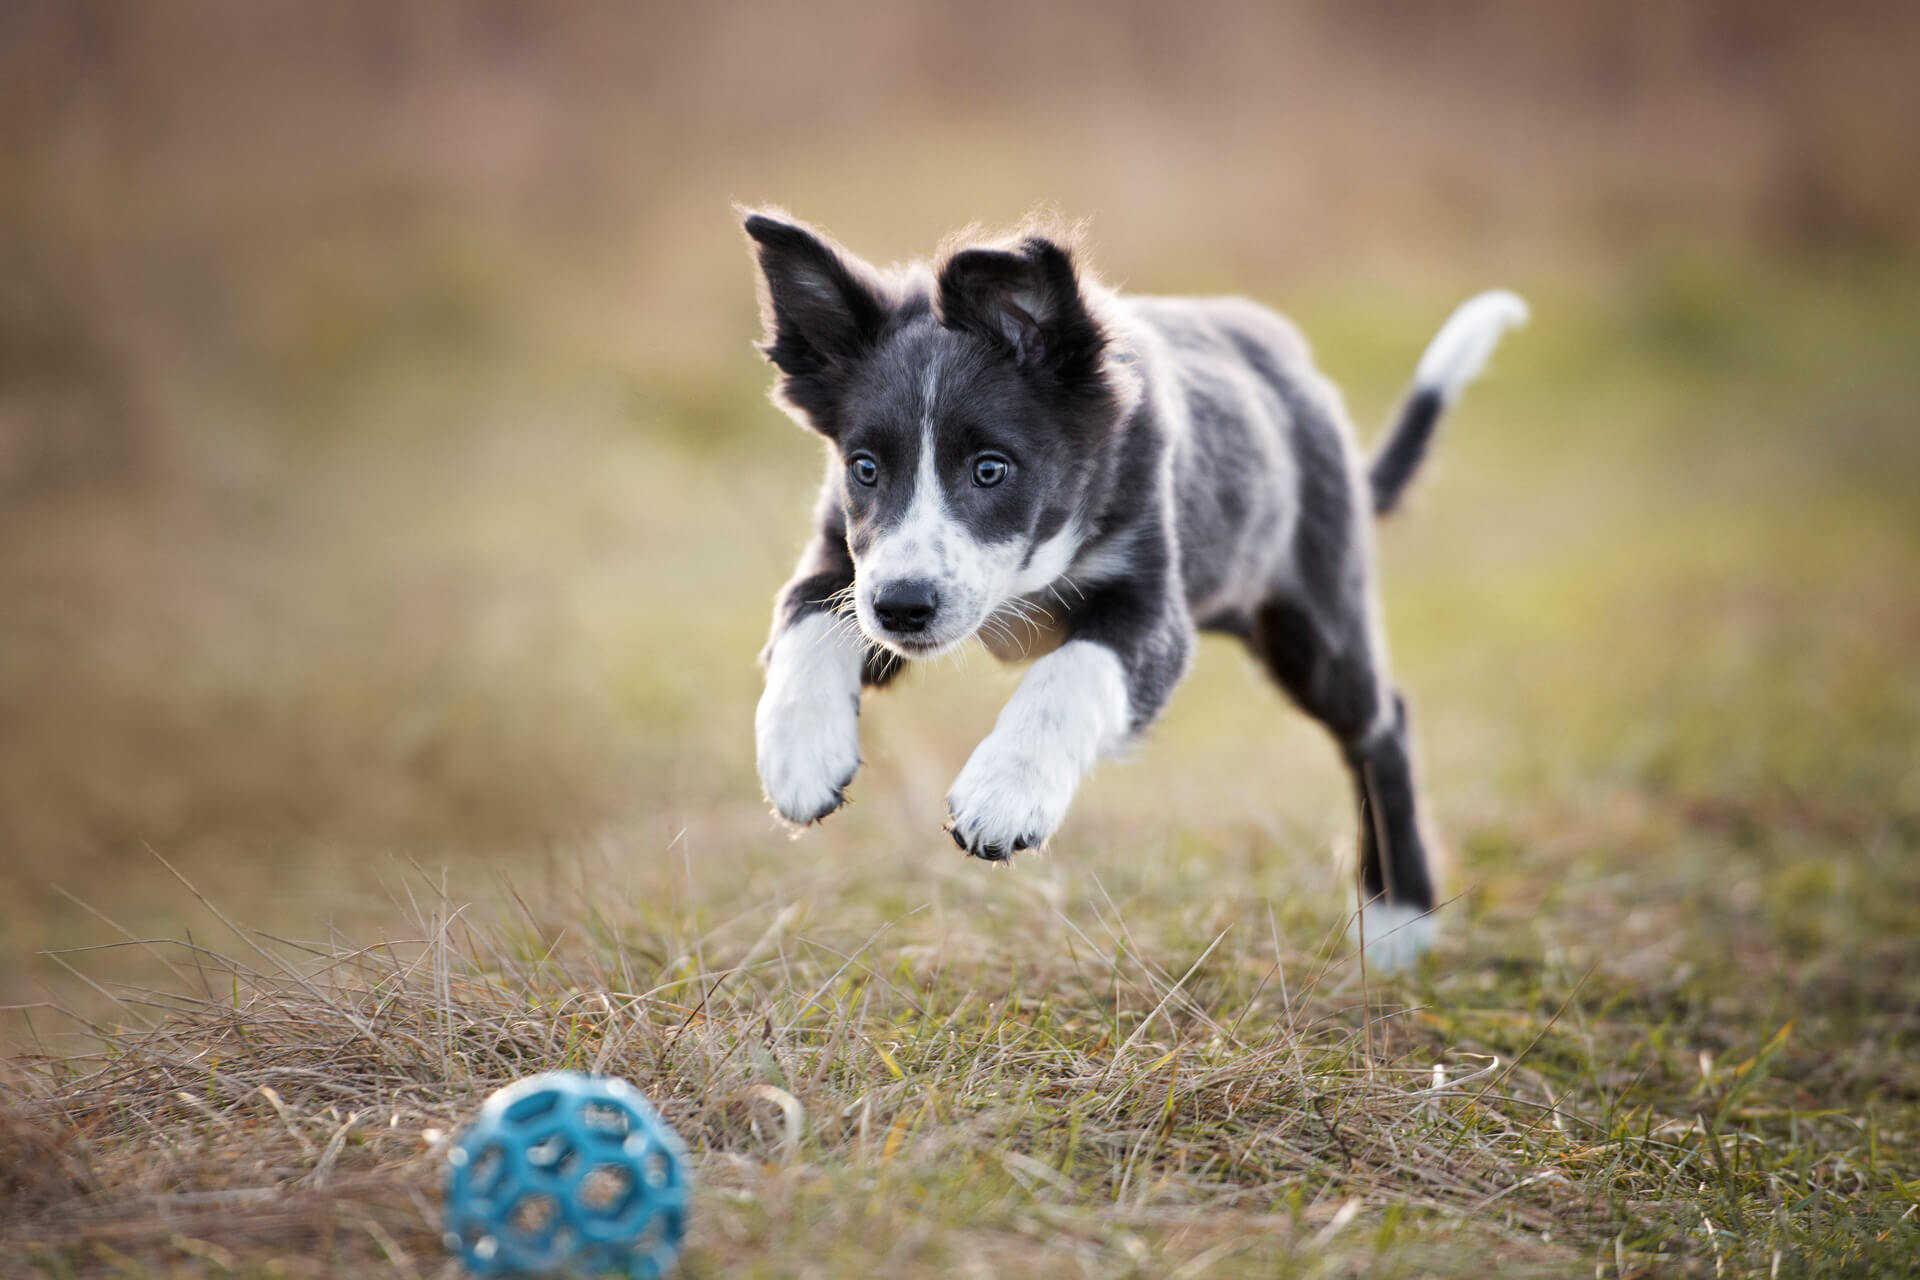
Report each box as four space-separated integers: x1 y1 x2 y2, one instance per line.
442 1072 689 1278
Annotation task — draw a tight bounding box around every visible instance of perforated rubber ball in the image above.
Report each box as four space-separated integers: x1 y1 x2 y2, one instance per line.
442 1071 688 1278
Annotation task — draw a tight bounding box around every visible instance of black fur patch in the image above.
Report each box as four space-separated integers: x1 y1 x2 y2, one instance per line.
1369 388 1443 515
746 213 902 436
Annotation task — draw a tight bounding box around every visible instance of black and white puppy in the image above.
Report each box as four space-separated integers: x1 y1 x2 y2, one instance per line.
744 210 1525 969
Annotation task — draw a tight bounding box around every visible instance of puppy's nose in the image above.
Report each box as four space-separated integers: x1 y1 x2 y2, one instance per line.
872 580 939 634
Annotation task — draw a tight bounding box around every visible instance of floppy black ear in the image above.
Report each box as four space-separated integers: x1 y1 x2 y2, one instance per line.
935 235 1107 390
744 211 894 433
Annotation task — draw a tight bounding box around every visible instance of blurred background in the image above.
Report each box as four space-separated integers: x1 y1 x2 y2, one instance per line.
4 1 1918 1026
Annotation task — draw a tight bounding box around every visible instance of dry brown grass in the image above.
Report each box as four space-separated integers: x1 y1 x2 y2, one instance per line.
8 757 1917 1277
0 855 1744 1276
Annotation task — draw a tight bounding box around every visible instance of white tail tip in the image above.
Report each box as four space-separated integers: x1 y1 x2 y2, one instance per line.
1414 289 1529 404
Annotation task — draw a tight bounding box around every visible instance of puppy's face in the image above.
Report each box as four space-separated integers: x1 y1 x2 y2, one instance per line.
833 325 1079 656
745 211 1129 658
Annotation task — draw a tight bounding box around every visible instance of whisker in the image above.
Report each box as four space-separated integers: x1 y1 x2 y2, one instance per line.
991 597 1052 651
820 610 867 652
980 615 1022 657
980 610 1033 660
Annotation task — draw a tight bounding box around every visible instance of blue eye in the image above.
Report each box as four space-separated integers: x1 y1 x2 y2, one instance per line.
972 455 1010 487
849 454 879 487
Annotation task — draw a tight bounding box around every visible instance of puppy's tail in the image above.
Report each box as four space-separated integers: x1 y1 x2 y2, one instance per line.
1369 289 1528 516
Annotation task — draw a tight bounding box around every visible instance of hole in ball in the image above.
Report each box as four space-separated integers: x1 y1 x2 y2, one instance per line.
525 1133 572 1173
579 1163 635 1216
468 1144 508 1198
580 1100 632 1140
508 1192 560 1239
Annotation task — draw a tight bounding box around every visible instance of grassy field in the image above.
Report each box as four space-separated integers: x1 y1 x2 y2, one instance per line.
4 7 1920 1275
4 237 1918 1277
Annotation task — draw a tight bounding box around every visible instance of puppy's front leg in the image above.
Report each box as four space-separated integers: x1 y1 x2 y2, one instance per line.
946 639 1138 860
756 610 867 826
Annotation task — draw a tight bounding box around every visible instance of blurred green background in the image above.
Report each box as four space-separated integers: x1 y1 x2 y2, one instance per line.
3 1 1918 1027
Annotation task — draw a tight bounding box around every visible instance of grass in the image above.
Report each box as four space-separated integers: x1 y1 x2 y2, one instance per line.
4 235 1919 1277
4 838 1916 1277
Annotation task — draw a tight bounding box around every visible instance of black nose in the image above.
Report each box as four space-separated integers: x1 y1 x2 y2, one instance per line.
872 581 939 634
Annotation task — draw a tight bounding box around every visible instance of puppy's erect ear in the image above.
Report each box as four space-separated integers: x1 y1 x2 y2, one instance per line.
935 234 1108 391
743 210 894 433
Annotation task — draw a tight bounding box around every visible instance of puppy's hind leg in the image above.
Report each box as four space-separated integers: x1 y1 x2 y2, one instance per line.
1249 595 1438 971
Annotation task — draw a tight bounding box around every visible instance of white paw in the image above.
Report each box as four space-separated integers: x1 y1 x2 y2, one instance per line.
757 695 860 825
1350 902 1437 974
756 614 865 826
946 641 1131 861
945 733 1080 861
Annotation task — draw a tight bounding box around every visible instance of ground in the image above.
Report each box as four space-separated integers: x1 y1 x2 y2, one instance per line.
3 243 1918 1277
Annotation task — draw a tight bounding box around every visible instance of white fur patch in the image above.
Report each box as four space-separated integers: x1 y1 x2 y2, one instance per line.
1414 290 1529 404
1066 530 1141 588
988 527 1135 658
947 640 1131 855
755 612 866 825
1349 901 1437 974
1008 521 1084 596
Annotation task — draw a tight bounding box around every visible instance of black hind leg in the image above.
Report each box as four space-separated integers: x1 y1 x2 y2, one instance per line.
1345 693 1435 912
1249 597 1437 959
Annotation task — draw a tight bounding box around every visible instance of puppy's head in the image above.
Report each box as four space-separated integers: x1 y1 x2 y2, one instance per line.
745 209 1135 659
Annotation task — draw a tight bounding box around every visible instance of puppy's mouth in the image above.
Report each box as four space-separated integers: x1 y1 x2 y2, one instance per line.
854 604 988 660
868 628 973 660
